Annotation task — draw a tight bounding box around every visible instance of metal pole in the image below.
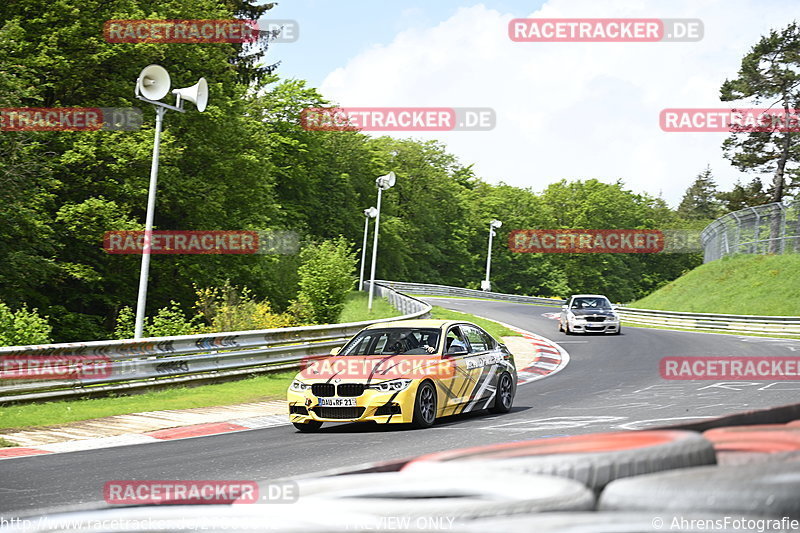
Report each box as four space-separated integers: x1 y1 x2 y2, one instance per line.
484 224 494 288
134 106 165 339
359 214 370 291
368 188 382 311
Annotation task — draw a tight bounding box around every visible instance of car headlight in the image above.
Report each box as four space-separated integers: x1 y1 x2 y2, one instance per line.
367 379 413 392
290 379 311 392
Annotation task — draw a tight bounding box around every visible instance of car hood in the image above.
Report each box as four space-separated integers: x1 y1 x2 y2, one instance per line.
570 309 617 317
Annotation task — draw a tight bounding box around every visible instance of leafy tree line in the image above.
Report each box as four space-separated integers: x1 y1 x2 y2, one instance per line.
0 2 794 343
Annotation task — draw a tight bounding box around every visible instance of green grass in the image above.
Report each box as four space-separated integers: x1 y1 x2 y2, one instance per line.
0 371 295 433
430 306 521 339
631 254 800 316
336 291 403 323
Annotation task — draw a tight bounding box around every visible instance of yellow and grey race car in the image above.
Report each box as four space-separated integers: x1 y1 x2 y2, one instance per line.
287 319 516 431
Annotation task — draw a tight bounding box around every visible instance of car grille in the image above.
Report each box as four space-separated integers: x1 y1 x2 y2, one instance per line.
337 383 365 397
311 383 335 397
313 407 365 419
585 316 606 322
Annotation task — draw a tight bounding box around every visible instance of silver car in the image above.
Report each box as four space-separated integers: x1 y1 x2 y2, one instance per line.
559 294 621 335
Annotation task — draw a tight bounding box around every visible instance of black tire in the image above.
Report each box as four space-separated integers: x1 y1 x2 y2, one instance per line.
293 420 323 432
411 381 437 429
558 321 564 332
489 372 514 414
564 323 573 335
614 326 621 335
403 430 716 492
598 461 800 518
294 471 594 519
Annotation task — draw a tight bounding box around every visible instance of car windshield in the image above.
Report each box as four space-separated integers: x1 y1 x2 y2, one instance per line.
339 328 441 356
571 297 612 309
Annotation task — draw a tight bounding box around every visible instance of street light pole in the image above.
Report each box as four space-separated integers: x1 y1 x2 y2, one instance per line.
132 65 208 339
359 207 377 291
134 106 165 339
368 172 396 311
482 219 502 292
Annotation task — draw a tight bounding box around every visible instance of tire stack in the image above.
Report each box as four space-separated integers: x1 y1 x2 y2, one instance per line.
268 423 800 532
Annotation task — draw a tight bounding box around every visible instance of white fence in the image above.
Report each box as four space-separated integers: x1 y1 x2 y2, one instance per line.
701 201 800 262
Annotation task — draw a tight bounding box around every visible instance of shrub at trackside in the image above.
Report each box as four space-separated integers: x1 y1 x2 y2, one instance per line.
295 237 358 324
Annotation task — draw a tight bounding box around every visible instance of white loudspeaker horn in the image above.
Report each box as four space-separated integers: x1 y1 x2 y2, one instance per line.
172 78 208 112
136 65 171 101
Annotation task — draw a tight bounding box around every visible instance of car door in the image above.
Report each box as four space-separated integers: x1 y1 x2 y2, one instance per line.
460 324 502 410
438 326 474 413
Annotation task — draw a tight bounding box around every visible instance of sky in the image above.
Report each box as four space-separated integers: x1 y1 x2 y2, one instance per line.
259 0 797 207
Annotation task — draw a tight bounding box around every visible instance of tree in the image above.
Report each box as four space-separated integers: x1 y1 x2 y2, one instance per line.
720 22 800 252
677 168 721 220
717 177 771 212
721 22 800 202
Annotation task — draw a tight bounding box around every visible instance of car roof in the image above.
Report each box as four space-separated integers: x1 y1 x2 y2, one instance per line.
569 294 610 299
363 319 466 330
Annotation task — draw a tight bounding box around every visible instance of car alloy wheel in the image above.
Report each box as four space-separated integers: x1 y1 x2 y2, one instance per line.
489 372 514 414
412 381 437 429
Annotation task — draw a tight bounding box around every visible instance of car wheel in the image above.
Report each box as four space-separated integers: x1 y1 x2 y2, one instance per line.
293 420 323 432
565 323 573 335
614 326 621 335
489 372 514 414
558 321 564 332
412 381 437 429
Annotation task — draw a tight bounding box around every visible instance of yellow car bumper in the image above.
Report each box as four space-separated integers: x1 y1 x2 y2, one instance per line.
287 382 421 425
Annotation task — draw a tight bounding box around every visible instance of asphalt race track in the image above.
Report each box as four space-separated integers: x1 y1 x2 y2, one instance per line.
2 298 799 514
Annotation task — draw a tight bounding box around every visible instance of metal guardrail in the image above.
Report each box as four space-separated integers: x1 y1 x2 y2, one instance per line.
0 283 430 404
701 200 800 262
616 307 800 336
377 280 565 306
379 280 800 337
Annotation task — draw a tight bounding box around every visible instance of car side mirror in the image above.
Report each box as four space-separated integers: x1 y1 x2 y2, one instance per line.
611 304 619 310
330 347 341 356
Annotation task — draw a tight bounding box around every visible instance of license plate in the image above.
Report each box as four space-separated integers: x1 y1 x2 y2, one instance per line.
318 397 357 407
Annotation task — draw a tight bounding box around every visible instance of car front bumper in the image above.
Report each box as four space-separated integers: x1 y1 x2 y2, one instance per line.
287 383 420 425
569 320 620 334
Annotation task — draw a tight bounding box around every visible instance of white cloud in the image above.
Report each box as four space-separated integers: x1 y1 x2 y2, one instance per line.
320 0 797 206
